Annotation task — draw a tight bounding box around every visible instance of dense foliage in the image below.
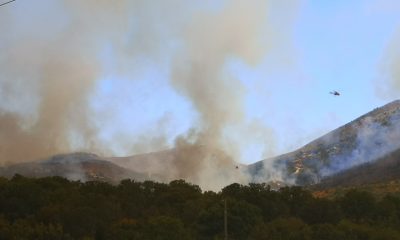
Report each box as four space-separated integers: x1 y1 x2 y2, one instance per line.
0 175 400 239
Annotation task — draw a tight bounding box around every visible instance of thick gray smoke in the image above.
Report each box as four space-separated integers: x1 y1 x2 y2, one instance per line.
169 1 269 189
0 2 100 164
0 0 179 163
0 1 299 189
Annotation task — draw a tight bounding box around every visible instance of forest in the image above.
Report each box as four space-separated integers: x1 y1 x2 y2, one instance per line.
0 175 400 239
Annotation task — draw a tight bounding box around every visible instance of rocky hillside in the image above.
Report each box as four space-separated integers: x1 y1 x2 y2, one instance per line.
249 100 400 185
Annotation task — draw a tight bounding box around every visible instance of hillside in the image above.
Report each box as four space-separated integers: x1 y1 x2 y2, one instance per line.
107 149 175 182
0 152 147 183
248 100 400 185
2 100 400 188
316 148 400 189
312 180 400 199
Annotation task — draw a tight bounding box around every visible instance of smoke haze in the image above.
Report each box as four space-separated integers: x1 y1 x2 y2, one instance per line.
0 0 300 189
0 0 183 163
2 1 400 190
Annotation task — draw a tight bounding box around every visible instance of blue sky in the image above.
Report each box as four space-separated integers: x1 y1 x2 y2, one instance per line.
1 0 400 164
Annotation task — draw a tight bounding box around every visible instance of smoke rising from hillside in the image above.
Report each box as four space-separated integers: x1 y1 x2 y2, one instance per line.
0 0 179 163
0 14 100 164
0 1 299 189
169 1 269 188
321 113 400 177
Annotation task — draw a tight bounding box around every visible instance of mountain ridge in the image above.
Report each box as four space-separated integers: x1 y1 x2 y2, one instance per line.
1 100 400 188
0 152 147 183
248 99 400 185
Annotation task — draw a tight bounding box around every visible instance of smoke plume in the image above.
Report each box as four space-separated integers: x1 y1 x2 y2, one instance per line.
0 1 299 189
169 1 269 189
0 0 172 163
0 13 99 164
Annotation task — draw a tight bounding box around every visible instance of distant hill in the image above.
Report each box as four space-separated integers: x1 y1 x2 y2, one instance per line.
0 146 239 187
107 149 175 182
2 100 400 188
248 100 400 185
107 144 242 188
0 152 147 183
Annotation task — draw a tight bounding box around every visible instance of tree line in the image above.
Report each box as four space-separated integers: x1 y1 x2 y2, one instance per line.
0 175 400 239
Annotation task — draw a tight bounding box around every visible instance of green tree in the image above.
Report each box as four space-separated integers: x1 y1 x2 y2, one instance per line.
248 217 311 240
301 198 343 224
311 224 345 240
197 198 262 240
141 216 192 240
340 190 377 222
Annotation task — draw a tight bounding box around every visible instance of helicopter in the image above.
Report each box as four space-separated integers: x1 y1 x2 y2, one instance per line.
329 91 340 96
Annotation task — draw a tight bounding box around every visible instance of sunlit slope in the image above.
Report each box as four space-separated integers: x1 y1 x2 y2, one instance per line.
249 100 400 185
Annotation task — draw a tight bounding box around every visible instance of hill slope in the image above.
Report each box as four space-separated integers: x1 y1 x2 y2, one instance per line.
0 152 147 183
2 100 400 187
317 147 400 189
249 100 400 185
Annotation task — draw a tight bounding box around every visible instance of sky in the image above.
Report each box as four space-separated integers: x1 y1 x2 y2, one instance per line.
1 0 400 165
